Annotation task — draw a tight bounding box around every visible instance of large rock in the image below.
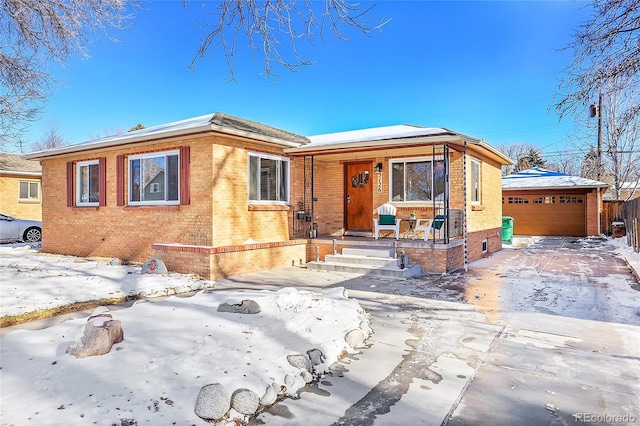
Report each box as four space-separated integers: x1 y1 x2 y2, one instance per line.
230 388 259 415
141 256 168 275
194 383 230 420
287 354 311 372
217 299 261 314
260 383 279 407
66 313 124 358
345 328 365 348
306 349 325 366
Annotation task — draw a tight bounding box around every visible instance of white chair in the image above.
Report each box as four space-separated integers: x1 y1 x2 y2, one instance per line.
416 215 445 241
373 204 401 239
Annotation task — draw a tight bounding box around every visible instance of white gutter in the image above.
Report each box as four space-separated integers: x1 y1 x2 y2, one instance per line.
286 135 514 165
24 122 301 160
0 170 42 177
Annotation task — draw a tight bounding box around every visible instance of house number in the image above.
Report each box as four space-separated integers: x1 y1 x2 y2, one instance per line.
377 174 383 193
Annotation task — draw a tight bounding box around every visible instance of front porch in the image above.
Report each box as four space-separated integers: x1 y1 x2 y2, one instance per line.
151 231 478 281
305 234 467 275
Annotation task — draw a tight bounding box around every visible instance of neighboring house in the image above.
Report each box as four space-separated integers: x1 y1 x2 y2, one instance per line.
24 112 512 279
0 153 42 220
502 167 608 237
602 179 640 202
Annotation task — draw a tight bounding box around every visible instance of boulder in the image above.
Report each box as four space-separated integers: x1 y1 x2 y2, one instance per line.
194 383 230 420
260 383 279 407
287 354 311 372
230 388 259 415
301 370 314 383
217 299 261 314
345 328 365 348
141 256 168 275
66 314 124 358
306 349 325 366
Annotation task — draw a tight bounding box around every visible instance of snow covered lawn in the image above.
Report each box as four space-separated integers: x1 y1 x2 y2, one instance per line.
0 245 371 425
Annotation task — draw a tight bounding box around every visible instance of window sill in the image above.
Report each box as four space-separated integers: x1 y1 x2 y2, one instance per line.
471 205 486 211
248 204 290 212
123 205 180 211
19 200 41 204
73 206 100 211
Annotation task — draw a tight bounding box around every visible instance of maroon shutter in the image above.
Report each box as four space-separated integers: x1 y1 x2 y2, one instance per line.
66 162 74 207
116 155 125 206
179 146 190 205
98 157 107 206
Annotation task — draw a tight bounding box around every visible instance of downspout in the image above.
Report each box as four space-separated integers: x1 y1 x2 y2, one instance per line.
597 187 601 236
311 155 315 237
463 141 468 272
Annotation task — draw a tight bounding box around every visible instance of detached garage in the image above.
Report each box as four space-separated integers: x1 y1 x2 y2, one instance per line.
502 168 608 237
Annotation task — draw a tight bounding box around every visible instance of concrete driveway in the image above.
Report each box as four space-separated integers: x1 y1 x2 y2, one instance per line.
213 237 640 426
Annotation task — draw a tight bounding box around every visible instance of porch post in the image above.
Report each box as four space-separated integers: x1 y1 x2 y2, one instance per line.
463 141 468 271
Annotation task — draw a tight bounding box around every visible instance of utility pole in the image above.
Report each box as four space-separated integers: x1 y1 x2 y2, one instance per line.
589 92 603 180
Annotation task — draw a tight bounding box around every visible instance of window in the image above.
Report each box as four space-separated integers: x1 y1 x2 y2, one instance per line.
129 150 180 205
67 158 105 207
508 197 529 204
533 196 555 204
390 157 446 203
559 196 584 204
19 181 40 201
471 158 481 204
248 153 289 203
76 160 100 206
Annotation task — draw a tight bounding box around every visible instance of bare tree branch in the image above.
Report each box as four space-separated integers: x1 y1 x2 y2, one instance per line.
187 0 389 81
0 0 136 150
554 0 639 119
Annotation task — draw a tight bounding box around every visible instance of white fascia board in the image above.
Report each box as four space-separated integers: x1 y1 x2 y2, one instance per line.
0 170 42 177
24 121 300 160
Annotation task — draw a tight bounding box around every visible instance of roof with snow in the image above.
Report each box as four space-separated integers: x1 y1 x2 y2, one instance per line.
24 113 310 160
286 124 513 165
305 125 454 147
502 167 609 190
0 153 42 175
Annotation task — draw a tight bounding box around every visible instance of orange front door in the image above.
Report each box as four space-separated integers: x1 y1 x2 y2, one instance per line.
345 162 373 232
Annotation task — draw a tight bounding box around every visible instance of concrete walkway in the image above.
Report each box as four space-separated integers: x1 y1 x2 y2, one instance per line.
212 237 640 425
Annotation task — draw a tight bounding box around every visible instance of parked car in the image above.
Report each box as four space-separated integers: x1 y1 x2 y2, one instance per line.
0 213 42 243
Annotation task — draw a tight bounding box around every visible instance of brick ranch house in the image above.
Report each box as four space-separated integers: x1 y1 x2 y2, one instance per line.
0 153 42 221
24 112 513 279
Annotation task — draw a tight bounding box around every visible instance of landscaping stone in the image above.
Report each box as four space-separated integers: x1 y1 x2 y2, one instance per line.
345 328 365 348
194 383 230 420
301 370 314 383
260 383 279 407
66 313 123 358
217 299 261 314
230 388 259 415
141 256 168 275
307 349 325 366
287 354 312 372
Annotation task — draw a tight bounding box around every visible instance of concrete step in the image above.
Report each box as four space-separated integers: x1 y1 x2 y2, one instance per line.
341 248 395 258
324 254 399 267
307 261 422 278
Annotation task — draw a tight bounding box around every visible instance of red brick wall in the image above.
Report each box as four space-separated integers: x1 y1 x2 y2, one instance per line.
154 240 308 280
586 189 601 236
40 134 294 264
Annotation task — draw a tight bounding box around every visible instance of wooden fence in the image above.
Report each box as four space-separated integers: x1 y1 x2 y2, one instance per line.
623 198 640 253
602 201 625 235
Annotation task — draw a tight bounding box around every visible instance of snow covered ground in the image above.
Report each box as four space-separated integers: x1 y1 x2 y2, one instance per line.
0 244 371 425
1 236 639 426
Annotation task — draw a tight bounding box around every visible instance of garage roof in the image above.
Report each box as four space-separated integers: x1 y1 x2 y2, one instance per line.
503 167 609 190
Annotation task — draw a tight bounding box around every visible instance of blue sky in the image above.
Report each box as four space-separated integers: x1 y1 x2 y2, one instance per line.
25 1 592 154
